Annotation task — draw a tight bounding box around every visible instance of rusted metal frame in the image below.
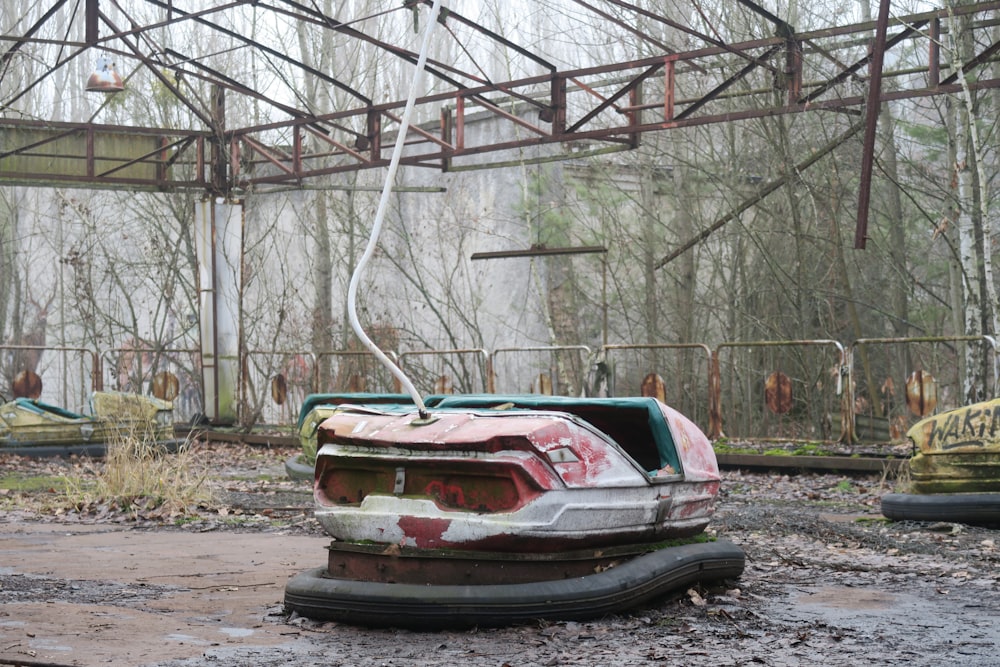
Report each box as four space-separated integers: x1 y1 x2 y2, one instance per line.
566 64 664 134
929 18 941 86
398 348 493 395
0 124 198 185
565 76 621 115
412 0 556 72
227 49 745 137
239 136 296 176
664 59 676 120
471 245 607 260
657 4 998 66
97 14 217 129
156 136 168 183
315 349 401 394
453 91 551 139
455 97 465 153
434 145 632 174
491 346 592 396
104 0 183 58
0 121 203 189
196 136 205 185
0 345 101 392
244 95 850 184
431 24 549 117
0 117 206 141
0 125 78 161
118 2 338 122
268 0 484 83
86 127 95 178
800 21 926 105
210 86 228 194
642 65 1000 133
599 0 778 76
141 0 371 105
157 135 199 178
674 45 783 122
544 74 567 134
241 349 318 419
939 36 1000 86
302 124 372 166
0 42 89 110
368 110 381 155
379 110 454 151
788 2 1000 42
785 37 802 104
293 126 302 178
15 62 1000 193
0 0 68 68
569 0 676 55
93 134 192 179
97 0 247 44
0 168 207 191
798 36 865 85
441 107 453 171
850 335 999 442
159 47 309 122
242 44 1000 186
268 0 516 104
714 339 847 444
855 0 891 250
601 342 712 424
654 119 865 271
628 86 641 148
734 0 794 35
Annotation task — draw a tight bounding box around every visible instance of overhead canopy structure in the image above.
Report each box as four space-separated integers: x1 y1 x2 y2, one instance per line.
2 1 1000 223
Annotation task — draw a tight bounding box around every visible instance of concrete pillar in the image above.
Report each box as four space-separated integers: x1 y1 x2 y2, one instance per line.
194 198 243 425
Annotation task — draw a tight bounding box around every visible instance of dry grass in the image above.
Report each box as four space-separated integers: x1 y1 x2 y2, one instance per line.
876 458 912 494
61 425 214 518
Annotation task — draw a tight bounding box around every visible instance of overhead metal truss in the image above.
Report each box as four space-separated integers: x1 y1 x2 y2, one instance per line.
2 1 1000 199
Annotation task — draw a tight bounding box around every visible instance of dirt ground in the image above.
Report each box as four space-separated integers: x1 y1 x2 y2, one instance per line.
1 442 998 667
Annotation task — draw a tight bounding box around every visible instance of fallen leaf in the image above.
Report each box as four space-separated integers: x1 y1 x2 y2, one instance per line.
687 588 706 607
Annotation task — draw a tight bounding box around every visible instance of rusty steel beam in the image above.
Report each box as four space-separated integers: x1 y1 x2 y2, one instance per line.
229 3 1000 189
3 0 1000 202
142 0 371 104
471 245 607 260
1 1 69 65
855 0 892 250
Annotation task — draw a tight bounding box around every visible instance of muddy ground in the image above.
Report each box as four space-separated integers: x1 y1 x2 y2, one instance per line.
1 441 998 667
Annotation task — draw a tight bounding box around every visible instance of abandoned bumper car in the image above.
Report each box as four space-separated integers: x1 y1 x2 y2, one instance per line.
881 398 1000 526
0 391 178 457
284 395 745 628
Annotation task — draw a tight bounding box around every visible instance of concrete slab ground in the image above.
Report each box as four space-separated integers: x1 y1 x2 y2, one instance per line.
1 522 328 666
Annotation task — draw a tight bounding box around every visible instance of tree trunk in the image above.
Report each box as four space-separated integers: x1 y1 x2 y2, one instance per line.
949 5 996 401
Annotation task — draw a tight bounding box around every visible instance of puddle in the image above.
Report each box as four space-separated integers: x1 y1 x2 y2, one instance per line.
166 634 212 646
765 582 991 639
28 639 72 652
219 627 255 638
793 586 894 610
